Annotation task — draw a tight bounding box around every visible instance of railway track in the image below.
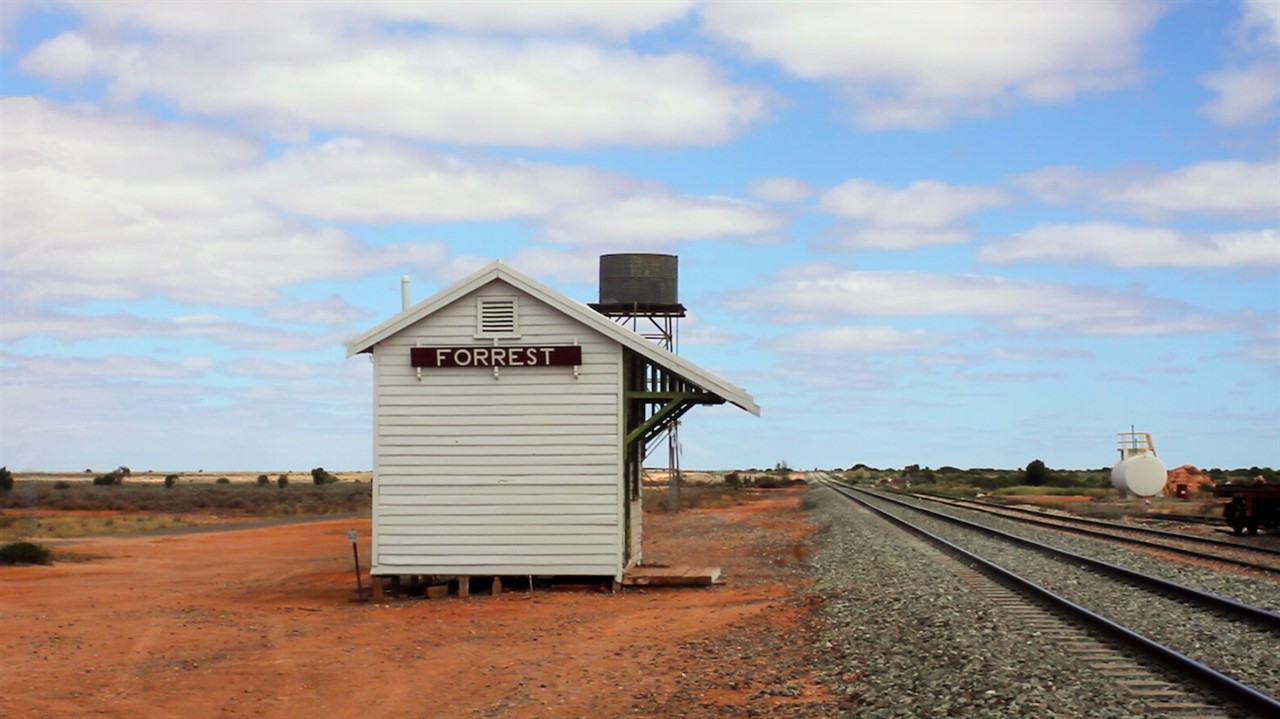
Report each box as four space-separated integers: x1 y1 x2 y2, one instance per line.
814 475 1280 718
902 491 1280 575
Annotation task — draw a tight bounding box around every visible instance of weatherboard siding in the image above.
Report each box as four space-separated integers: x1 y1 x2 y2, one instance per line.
370 281 624 577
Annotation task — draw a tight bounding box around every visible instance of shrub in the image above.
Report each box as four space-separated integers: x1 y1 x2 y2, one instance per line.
257 474 270 487
215 477 230 484
1024 460 1050 486
53 481 71 490
724 471 743 489
93 472 123 486
165 474 179 488
277 474 289 488
311 467 337 485
0 541 53 565
0 466 12 493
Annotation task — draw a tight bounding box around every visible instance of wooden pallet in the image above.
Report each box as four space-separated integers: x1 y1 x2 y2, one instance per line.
622 565 721 587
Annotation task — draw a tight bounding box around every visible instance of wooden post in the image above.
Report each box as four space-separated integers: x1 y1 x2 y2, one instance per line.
491 576 502 596
456 576 470 598
371 576 384 602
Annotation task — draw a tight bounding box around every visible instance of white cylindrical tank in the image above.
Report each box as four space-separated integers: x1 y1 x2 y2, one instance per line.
1111 454 1168 497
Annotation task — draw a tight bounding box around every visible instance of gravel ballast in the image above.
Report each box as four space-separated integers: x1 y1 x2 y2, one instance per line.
806 486 1214 718
864 490 1280 703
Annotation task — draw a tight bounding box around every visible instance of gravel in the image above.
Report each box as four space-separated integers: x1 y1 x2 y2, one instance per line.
806 486 1209 718
902 494 1280 612
868 490 1280 703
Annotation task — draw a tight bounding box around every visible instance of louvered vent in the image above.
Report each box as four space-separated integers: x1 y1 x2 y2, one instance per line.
476 296 519 337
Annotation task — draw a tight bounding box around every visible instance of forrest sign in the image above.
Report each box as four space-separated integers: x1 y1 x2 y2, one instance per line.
410 345 582 369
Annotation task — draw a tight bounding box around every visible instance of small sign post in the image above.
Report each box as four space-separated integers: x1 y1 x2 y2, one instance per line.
348 529 362 594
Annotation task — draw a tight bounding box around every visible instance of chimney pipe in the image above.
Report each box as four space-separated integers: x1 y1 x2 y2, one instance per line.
401 275 411 311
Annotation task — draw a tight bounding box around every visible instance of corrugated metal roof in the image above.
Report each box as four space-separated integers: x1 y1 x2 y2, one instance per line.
346 260 759 416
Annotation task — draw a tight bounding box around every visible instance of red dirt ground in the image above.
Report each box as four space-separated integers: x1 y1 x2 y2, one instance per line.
1 489 833 718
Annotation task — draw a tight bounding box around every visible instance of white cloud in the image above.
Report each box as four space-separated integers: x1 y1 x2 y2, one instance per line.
0 305 346 351
677 311 745 346
54 1 695 41
254 137 782 248
0 351 212 381
1201 0 1280 125
701 1 1161 129
19 5 766 147
1110 161 1280 219
765 326 942 353
818 178 1008 250
503 247 601 286
749 176 816 203
256 138 632 223
542 194 783 246
726 268 1203 335
360 0 698 38
823 180 1009 228
991 347 1093 362
1015 160 1280 220
1202 63 1280 125
0 98 451 305
1235 327 1280 363
223 357 328 380
0 349 370 471
981 224 1280 269
18 30 95 79
262 296 373 326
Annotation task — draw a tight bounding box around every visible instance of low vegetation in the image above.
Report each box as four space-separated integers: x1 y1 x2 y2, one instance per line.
0 479 371 540
0 541 53 565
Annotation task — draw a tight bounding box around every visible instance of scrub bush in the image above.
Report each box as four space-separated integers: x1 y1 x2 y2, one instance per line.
93 472 124 486
0 541 52 565
1024 459 1050 486
0 467 12 493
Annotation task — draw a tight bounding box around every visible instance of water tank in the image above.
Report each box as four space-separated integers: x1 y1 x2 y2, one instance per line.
599 254 678 305
1111 454 1168 497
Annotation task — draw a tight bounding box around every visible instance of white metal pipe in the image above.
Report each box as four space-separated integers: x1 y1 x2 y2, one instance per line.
401 275 411 311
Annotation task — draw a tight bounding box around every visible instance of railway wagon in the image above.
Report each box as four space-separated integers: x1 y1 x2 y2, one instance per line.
1213 483 1280 535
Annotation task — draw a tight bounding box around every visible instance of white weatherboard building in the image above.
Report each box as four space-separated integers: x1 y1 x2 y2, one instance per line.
346 261 759 584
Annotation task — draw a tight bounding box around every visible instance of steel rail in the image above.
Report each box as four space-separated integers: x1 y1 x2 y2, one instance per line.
843 484 1280 629
899 491 1280 573
937 492 1280 558
818 479 1280 718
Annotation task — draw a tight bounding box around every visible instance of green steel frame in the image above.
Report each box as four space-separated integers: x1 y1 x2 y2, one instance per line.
621 349 724 502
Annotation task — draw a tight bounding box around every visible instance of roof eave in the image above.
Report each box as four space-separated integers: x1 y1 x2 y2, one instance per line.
345 261 760 416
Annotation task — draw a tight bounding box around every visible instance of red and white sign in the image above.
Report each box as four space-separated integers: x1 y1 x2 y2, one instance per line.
410 345 582 369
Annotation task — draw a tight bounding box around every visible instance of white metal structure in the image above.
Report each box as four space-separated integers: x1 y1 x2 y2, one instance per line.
346 261 758 581
1111 431 1168 497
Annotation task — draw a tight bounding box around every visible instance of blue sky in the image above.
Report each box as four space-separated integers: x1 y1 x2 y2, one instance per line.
1 1 1277 473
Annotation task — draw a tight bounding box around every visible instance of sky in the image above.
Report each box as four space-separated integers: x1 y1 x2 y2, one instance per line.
1 1 1277 474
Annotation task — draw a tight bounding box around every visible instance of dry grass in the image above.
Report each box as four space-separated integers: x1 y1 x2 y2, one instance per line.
0 513 210 540
642 485 791 512
0 478 371 539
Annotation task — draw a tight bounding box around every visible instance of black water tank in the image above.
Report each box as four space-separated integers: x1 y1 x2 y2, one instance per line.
598 253 678 305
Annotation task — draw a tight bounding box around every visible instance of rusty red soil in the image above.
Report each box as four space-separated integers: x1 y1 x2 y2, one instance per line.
1 488 834 719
